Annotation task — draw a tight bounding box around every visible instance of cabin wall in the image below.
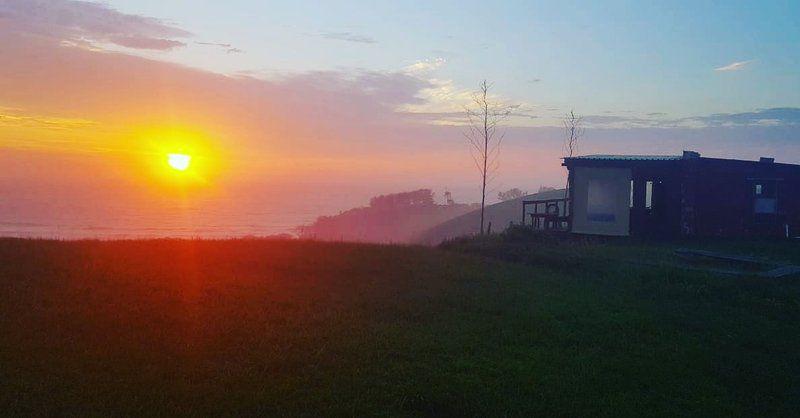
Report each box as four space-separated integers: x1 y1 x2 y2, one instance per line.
565 157 800 239
691 159 800 237
565 159 683 238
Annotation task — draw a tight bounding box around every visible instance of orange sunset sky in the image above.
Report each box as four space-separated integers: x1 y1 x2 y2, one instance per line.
1 0 798 237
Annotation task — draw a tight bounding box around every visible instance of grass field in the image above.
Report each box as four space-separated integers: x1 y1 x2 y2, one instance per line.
1 236 799 416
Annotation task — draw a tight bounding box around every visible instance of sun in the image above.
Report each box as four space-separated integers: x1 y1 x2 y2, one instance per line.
167 153 192 171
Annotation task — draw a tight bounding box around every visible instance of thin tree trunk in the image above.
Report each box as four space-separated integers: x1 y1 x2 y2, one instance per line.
480 89 489 235
564 124 572 199
563 111 583 200
464 80 512 236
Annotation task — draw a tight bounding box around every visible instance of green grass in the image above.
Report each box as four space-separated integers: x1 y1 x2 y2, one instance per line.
1 236 799 416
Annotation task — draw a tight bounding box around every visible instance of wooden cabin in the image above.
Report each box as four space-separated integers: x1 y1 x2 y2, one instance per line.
522 151 800 238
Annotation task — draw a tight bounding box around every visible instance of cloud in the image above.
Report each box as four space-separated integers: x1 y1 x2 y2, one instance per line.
111 36 185 50
2 21 798 197
714 60 752 72
695 107 800 126
195 41 243 54
0 25 436 160
404 58 446 74
400 59 534 125
397 78 472 119
196 41 232 48
398 74 537 126
318 31 376 44
0 0 190 50
0 108 97 130
584 107 800 129
582 114 675 128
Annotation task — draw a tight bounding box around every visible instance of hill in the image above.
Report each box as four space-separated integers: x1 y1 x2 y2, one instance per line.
416 188 566 244
1 237 799 415
297 189 478 242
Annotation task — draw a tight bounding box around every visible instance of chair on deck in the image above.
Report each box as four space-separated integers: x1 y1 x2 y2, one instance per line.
544 202 560 229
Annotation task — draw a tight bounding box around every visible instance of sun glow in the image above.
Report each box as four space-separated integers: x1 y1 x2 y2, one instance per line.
167 153 192 171
133 126 230 190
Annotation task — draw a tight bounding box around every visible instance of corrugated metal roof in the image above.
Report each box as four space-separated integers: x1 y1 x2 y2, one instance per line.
566 154 682 161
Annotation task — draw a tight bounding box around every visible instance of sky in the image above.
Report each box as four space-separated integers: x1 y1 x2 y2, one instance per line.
1 0 799 229
108 0 800 118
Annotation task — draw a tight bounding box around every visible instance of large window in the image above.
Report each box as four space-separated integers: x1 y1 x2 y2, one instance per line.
572 167 631 236
587 179 617 222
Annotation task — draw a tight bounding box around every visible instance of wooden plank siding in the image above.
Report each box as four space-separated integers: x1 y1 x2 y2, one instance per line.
563 154 800 238
689 158 800 237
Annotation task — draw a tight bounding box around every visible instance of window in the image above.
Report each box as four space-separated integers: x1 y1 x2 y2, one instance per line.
754 181 777 214
629 180 634 208
587 179 617 222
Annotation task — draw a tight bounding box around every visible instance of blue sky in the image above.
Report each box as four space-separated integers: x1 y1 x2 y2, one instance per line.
110 0 800 121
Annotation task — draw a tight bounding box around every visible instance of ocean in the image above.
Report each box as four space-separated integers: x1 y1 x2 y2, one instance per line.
0 182 390 240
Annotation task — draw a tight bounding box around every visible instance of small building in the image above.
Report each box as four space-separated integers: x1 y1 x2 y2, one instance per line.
523 151 800 238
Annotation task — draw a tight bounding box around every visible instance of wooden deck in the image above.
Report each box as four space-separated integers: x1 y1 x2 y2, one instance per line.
521 198 570 231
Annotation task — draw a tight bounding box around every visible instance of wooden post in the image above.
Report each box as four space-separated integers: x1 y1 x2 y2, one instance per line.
521 201 527 225
567 169 575 232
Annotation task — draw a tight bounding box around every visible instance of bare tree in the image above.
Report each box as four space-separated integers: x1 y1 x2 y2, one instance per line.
563 109 584 198
464 80 514 235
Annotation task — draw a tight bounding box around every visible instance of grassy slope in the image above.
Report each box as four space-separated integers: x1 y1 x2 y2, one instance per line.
416 189 566 245
0 237 799 416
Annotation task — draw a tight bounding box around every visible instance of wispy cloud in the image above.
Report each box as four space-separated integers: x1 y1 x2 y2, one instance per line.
404 58 446 74
584 107 800 129
196 41 232 48
399 78 536 126
318 31 376 44
0 108 97 130
112 36 184 50
697 107 800 126
714 60 752 72
195 41 243 54
0 0 190 50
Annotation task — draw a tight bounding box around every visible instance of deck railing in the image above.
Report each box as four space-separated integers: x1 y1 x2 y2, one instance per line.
521 198 570 231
